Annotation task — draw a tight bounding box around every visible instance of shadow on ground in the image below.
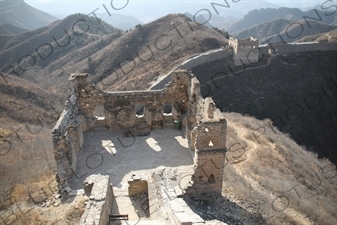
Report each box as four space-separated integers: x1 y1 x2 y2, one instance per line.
183 194 267 225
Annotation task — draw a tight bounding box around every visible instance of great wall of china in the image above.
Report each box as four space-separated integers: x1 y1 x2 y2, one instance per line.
52 38 337 225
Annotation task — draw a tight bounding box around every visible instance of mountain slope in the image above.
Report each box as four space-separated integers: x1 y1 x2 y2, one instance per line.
209 14 240 31
0 74 62 125
297 28 337 42
217 112 337 224
228 7 336 33
277 20 336 43
1 13 227 94
233 18 292 42
96 13 143 31
191 51 337 165
233 18 336 43
0 23 28 35
0 0 58 30
0 73 62 199
0 13 123 93
64 13 228 92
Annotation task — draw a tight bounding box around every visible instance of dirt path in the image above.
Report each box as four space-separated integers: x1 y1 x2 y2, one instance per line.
228 124 313 225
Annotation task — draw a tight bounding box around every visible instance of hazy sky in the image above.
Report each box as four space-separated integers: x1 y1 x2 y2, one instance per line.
24 0 335 19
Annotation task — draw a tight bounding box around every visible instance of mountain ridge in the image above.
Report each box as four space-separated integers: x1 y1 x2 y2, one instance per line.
0 13 123 94
297 28 337 42
0 23 29 35
228 7 336 33
0 0 58 30
233 18 336 43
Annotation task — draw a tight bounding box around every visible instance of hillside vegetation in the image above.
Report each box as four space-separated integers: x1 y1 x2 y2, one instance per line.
2 74 336 224
228 7 336 33
0 73 87 225
0 74 62 199
191 50 337 166
298 28 337 42
218 112 337 224
71 13 228 92
233 18 292 42
233 18 336 43
1 7 336 224
0 13 123 95
1 13 228 94
96 12 143 31
0 23 29 35
0 0 58 30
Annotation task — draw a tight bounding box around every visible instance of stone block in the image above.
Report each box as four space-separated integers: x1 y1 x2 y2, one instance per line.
174 212 192 225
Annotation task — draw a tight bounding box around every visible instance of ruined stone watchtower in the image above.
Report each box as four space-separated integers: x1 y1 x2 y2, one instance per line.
53 70 228 200
228 36 259 65
185 81 228 198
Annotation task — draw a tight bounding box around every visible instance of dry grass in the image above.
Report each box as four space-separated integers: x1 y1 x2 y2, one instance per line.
0 75 61 198
222 112 337 225
0 74 71 224
0 128 56 197
0 171 85 225
1 195 87 225
10 184 29 204
79 13 228 92
298 28 337 43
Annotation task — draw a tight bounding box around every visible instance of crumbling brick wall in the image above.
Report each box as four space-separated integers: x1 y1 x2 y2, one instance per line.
80 174 113 225
68 71 190 130
52 92 84 193
53 69 228 199
185 77 228 198
53 71 191 193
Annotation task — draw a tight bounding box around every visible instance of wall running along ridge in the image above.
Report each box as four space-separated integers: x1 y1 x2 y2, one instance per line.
152 41 337 91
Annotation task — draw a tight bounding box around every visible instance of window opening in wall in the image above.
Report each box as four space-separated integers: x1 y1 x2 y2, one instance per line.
208 174 215 184
192 94 196 105
163 102 172 116
208 141 214 146
135 103 145 118
93 105 105 120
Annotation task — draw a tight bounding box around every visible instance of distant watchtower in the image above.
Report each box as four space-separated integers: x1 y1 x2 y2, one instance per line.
228 36 259 65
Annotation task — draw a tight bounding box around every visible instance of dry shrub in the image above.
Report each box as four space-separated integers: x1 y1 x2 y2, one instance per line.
222 164 253 201
32 210 43 222
65 196 87 224
0 129 56 199
223 112 337 224
11 184 29 204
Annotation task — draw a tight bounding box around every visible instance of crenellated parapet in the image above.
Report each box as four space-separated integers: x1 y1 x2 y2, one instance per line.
228 36 260 66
